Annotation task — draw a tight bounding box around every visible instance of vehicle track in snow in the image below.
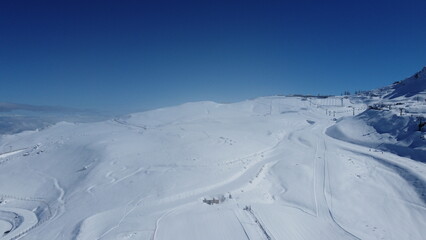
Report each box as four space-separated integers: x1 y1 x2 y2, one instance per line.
320 139 360 239
246 208 274 240
97 196 145 240
293 111 360 239
151 207 179 240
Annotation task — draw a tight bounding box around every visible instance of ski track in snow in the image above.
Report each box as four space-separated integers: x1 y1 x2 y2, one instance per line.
281 113 360 239
97 196 144 240
321 140 361 239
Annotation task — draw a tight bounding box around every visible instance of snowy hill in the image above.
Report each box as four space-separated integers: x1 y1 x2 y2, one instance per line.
329 67 426 163
0 70 426 240
354 66 426 103
386 67 426 99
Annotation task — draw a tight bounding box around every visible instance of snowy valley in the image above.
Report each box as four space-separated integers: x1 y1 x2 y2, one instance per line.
0 68 425 240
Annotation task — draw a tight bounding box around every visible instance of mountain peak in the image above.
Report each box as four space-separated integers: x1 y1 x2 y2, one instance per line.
385 66 426 99
416 66 426 78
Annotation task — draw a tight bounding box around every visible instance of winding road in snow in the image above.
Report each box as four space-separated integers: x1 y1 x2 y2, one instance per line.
0 148 57 240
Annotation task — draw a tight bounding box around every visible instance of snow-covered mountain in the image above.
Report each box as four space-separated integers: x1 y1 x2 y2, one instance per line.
356 66 426 102
329 67 426 162
0 68 425 240
386 66 426 99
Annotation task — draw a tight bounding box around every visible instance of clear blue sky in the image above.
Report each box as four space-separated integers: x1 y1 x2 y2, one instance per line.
1 0 425 114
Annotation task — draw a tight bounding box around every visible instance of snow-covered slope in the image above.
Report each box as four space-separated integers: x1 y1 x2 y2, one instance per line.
0 69 425 240
329 67 426 163
327 109 425 162
386 67 426 99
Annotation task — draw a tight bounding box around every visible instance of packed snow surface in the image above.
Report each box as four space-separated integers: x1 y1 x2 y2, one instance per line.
0 95 425 239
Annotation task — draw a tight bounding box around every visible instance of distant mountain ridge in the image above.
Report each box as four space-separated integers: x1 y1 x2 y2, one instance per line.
385 66 426 99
